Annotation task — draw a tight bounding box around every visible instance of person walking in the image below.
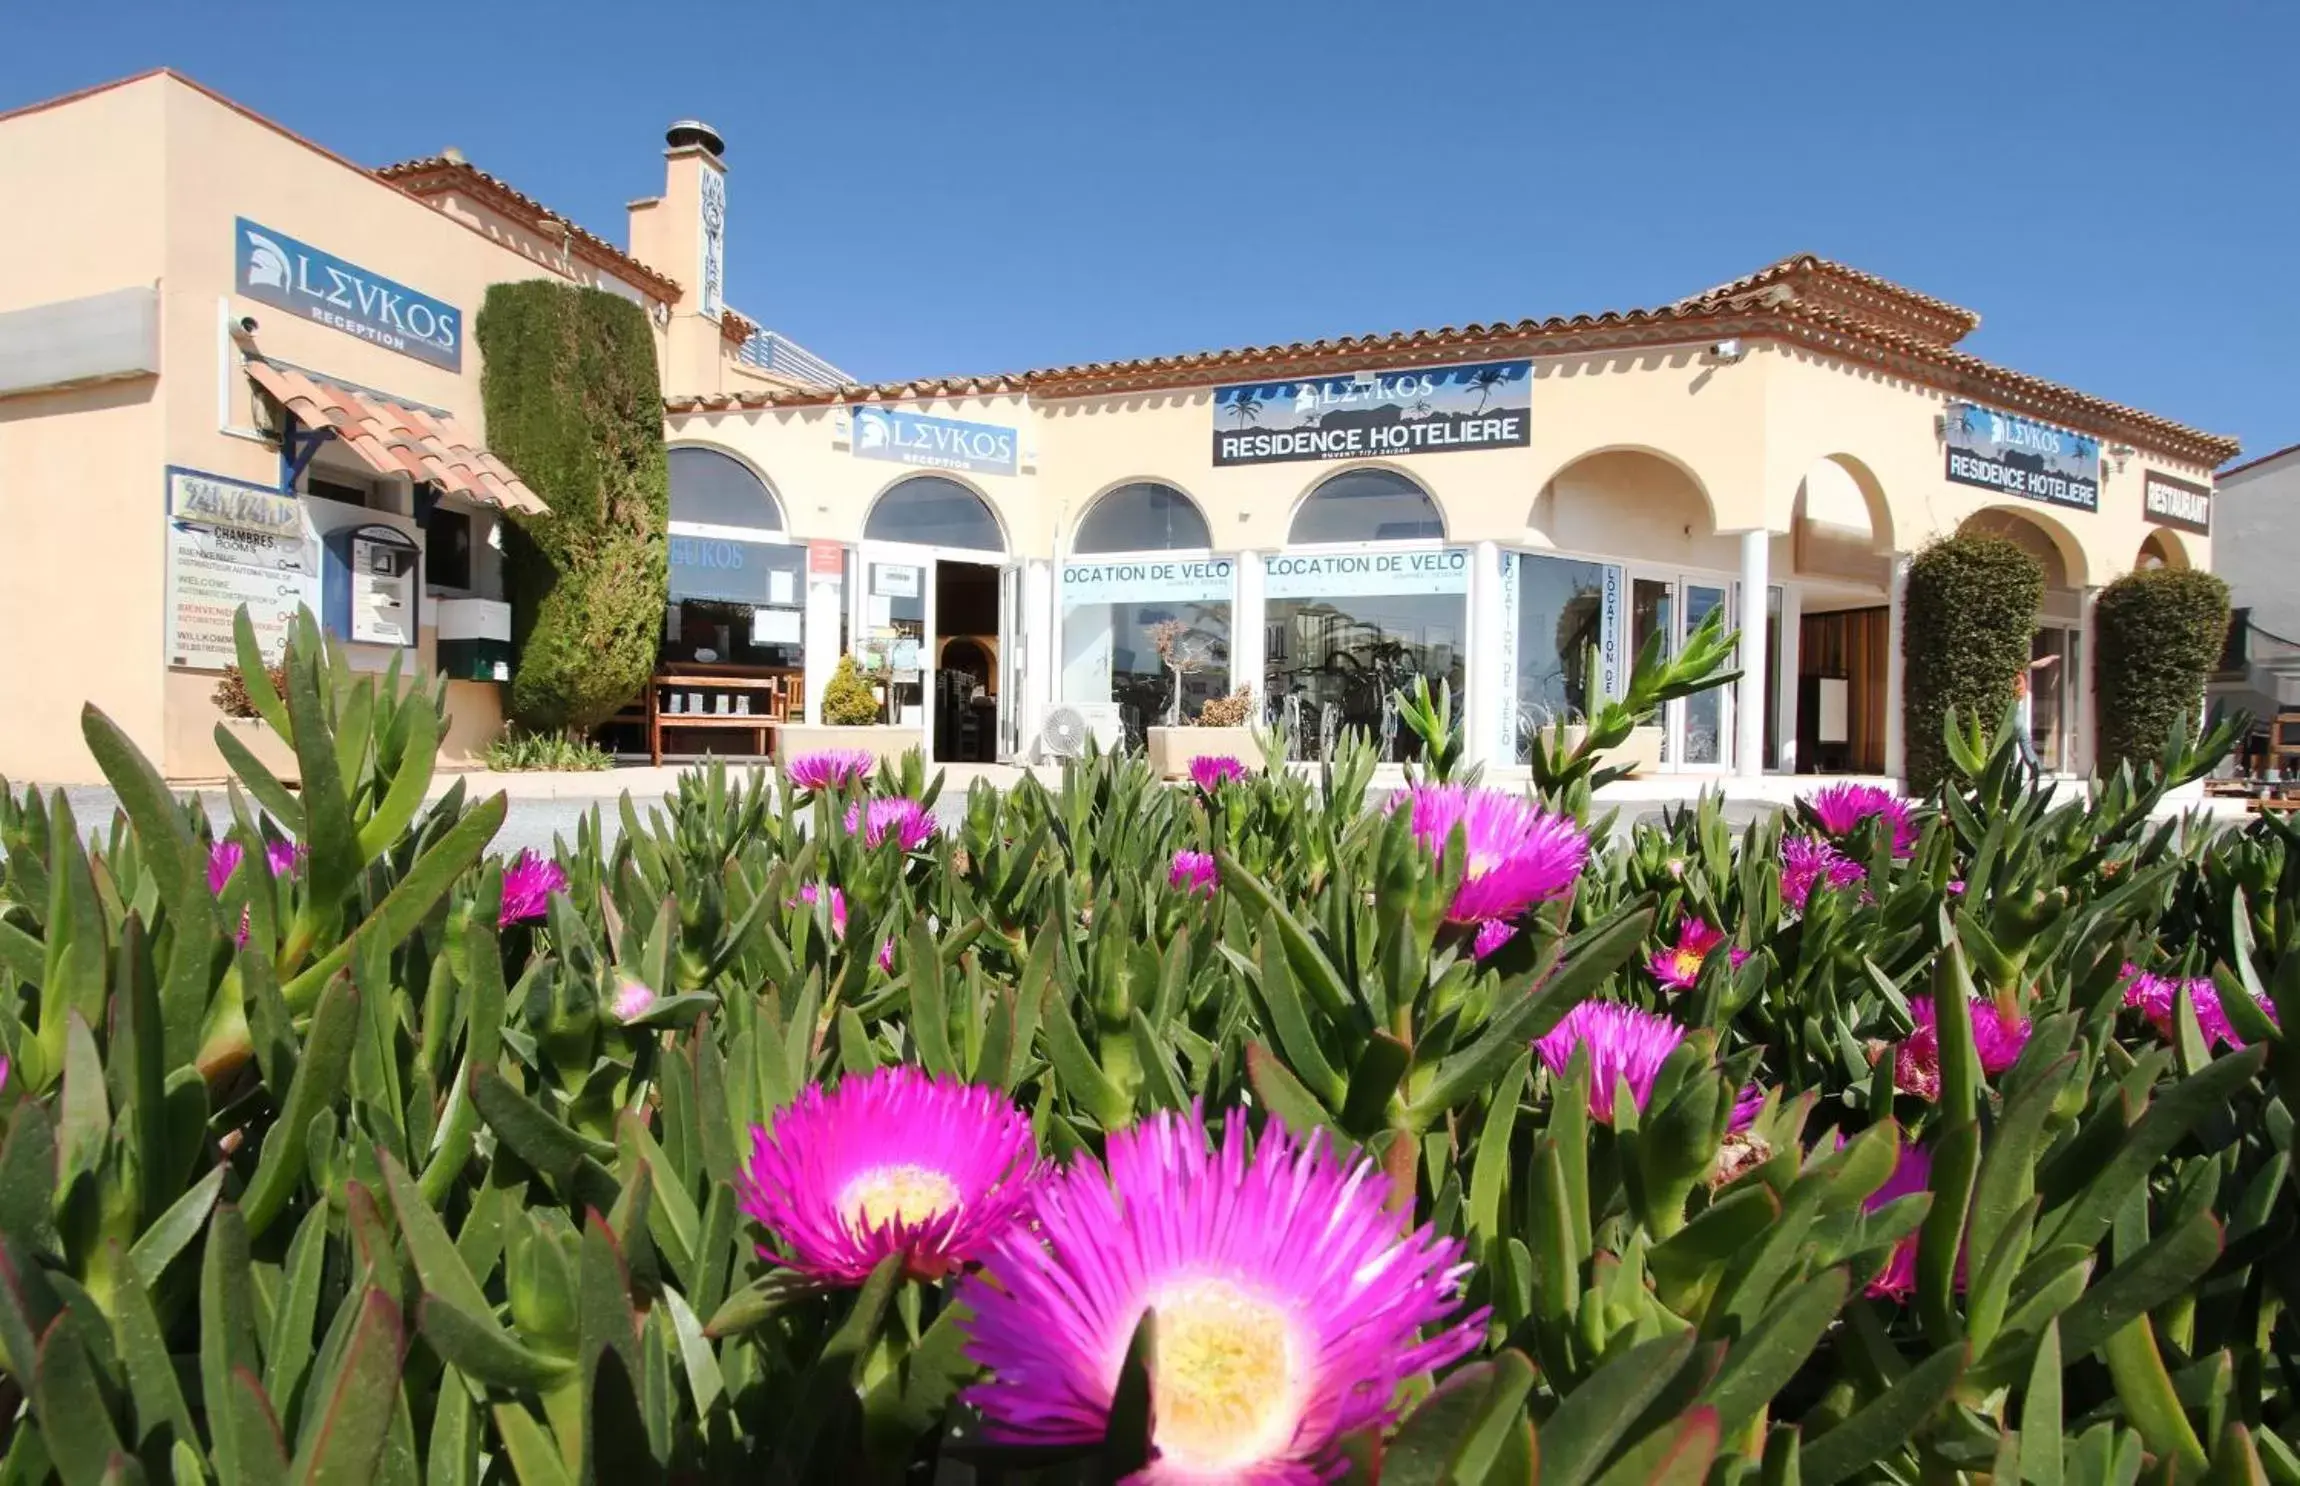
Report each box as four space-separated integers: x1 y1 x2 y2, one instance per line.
2012 653 2059 783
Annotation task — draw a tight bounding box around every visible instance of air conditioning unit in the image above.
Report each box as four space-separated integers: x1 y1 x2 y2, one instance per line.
1036 703 1125 760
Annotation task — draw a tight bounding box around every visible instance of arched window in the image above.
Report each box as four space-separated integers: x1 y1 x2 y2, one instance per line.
865 476 1004 552
668 447 783 531
1073 482 1212 553
1289 468 1444 544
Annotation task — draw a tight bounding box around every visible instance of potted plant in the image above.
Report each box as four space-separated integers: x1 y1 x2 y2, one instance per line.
776 652 924 767
211 660 302 784
1147 684 1261 781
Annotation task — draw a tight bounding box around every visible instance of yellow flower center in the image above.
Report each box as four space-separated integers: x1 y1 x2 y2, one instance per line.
838 1164 961 1234
1148 1279 1302 1472
1670 950 1705 981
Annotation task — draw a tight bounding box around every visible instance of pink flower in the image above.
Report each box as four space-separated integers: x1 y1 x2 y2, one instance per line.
738 1066 1037 1286
1893 994 2032 1099
877 937 897 973
845 797 937 852
1188 755 1248 793
499 850 568 927
609 976 657 1023
1780 835 1865 911
787 749 876 793
1946 879 1968 896
1471 919 1518 960
1647 918 1749 991
791 882 851 940
1866 1143 1932 1301
1396 784 1590 924
1729 1083 1768 1132
1807 783 1916 856
960 1107 1479 1482
1168 850 1219 896
1535 1001 1687 1125
2122 965 2276 1050
207 837 303 946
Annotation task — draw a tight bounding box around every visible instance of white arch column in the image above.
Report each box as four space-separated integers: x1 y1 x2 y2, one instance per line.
1232 552 1265 722
1468 541 1508 768
1883 552 1912 782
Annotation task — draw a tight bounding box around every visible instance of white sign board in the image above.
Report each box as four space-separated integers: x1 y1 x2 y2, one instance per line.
872 563 922 599
165 469 318 670
1060 557 1235 607
1262 547 1470 599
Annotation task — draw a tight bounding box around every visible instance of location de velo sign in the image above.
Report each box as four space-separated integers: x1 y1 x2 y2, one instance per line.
1212 360 1531 467
1060 557 1235 607
1941 401 2099 512
235 218 462 371
851 407 1019 477
1263 548 1470 598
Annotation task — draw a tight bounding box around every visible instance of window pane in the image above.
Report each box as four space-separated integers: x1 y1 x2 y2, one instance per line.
669 447 784 531
426 507 472 590
1512 554 1607 762
1073 482 1213 553
1061 601 1232 741
865 476 1004 552
1264 594 1466 760
1288 469 1444 544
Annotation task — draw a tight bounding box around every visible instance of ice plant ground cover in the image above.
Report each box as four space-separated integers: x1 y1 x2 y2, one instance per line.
0 609 2296 1481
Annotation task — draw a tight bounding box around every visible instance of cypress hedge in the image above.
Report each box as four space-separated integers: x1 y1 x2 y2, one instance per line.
477 281 668 736
1902 533 2043 791
2093 566 2230 777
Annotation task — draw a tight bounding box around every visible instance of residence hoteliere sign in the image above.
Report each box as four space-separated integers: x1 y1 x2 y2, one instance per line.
1211 360 1531 467
2141 471 2211 536
235 218 463 370
1942 402 2100 512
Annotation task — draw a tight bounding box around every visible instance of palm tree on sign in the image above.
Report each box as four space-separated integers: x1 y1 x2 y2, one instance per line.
1225 389 1264 427
1466 365 1514 414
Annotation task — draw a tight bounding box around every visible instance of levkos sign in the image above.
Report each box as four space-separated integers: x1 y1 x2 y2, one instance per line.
852 407 1019 477
235 218 462 371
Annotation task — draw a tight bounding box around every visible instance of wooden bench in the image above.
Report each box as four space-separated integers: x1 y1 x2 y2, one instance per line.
646 669 799 765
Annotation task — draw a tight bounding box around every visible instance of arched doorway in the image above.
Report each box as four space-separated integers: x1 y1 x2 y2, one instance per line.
2137 529 2189 571
860 476 1012 763
1060 482 1232 742
1266 468 1464 761
1789 456 1895 776
1521 450 1735 771
1960 507 2089 774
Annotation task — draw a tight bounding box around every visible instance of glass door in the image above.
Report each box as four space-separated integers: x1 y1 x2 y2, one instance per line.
856 544 934 755
997 565 1022 760
1679 582 1729 768
1628 574 1734 772
2029 626 2079 773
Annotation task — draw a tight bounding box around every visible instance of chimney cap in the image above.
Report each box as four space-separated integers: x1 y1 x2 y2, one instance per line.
665 119 725 158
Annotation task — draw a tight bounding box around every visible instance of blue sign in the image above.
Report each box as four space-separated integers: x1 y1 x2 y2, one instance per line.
234 218 462 371
668 533 804 606
1212 359 1531 466
851 407 1019 477
1943 402 2099 512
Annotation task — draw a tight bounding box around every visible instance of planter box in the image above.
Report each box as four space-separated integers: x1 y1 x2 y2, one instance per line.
776 723 923 768
1146 726 1261 780
216 716 300 786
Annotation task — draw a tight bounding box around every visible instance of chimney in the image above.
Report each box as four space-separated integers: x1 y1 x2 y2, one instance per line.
637 119 732 398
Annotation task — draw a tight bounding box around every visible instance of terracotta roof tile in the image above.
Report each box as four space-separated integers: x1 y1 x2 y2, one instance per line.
246 359 548 516
664 257 2234 468
376 155 681 303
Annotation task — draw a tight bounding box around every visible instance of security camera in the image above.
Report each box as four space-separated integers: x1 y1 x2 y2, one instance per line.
1708 338 1744 362
238 316 259 335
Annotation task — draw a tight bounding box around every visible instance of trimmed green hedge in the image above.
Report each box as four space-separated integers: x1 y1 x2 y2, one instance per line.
1902 533 2043 791
477 281 668 735
2093 566 2230 777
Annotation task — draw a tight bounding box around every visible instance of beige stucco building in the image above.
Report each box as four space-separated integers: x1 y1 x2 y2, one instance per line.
0 69 2236 787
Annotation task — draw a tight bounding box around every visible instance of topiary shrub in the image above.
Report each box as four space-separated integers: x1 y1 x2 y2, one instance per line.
478 280 668 735
2093 566 2230 778
1902 532 2043 792
821 654 882 726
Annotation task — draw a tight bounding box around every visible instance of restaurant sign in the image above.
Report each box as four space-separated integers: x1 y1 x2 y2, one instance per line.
1263 547 1470 599
1061 557 1234 606
164 467 319 670
1212 360 1531 467
852 407 1019 477
234 217 462 371
1942 402 2099 512
2141 470 2211 536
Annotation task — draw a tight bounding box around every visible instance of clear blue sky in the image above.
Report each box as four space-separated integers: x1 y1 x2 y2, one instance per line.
5 0 2292 463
